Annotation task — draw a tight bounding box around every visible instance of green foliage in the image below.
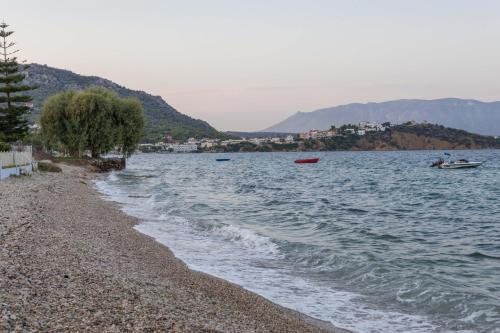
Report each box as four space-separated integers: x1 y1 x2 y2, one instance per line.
41 87 144 158
118 98 144 156
21 132 43 147
324 135 359 150
256 145 272 152
0 141 11 151
392 123 500 147
339 124 359 131
213 141 298 153
303 139 316 149
270 142 298 151
0 22 37 142
224 142 257 152
41 90 81 156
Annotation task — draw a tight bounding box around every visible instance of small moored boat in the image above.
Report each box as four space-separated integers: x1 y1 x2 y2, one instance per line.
431 154 482 169
438 159 482 169
216 158 231 162
294 158 320 164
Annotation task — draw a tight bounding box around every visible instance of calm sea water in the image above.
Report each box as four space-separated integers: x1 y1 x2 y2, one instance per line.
95 150 500 333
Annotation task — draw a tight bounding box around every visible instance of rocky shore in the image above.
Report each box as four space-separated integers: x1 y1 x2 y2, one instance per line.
0 164 349 333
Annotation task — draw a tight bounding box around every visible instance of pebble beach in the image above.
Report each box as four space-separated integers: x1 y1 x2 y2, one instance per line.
0 164 348 333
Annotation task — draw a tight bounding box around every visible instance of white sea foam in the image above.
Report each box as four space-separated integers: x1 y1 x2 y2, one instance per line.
210 224 281 256
134 217 441 333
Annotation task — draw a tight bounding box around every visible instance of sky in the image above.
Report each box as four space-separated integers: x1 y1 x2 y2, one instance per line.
5 0 500 131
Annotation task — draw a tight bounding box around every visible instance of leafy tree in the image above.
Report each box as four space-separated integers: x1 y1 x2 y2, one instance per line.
0 22 36 142
41 91 82 156
303 139 316 149
41 87 144 158
71 88 116 158
117 98 144 157
79 87 143 157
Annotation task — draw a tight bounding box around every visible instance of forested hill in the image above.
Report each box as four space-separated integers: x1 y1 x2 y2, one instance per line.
316 123 500 151
25 64 225 141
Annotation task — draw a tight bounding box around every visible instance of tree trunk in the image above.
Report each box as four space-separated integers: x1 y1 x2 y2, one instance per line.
91 150 100 159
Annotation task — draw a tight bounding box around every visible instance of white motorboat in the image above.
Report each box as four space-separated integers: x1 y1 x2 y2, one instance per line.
437 159 482 169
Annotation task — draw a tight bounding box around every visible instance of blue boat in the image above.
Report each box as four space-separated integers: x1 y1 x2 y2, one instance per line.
216 158 231 162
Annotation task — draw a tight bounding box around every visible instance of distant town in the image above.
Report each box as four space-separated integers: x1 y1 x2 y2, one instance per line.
138 121 393 153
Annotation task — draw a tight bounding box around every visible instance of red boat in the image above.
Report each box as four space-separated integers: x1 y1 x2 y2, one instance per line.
294 158 320 164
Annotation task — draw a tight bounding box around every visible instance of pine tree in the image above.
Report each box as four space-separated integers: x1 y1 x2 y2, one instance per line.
0 22 36 142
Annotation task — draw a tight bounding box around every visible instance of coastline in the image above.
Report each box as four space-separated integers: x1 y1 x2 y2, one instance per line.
0 164 349 333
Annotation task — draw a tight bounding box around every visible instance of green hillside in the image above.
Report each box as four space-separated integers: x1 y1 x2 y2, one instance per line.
320 123 500 151
25 64 226 141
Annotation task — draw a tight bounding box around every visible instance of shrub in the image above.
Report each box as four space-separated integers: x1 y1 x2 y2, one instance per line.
0 142 11 151
38 162 62 173
256 145 272 152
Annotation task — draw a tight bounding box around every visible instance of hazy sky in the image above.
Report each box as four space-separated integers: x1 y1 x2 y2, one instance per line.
6 0 500 130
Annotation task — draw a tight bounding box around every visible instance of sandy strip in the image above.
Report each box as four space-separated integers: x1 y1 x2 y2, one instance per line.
0 164 350 333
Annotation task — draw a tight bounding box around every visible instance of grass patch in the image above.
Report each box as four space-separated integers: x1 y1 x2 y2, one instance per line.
54 157 91 167
38 162 62 173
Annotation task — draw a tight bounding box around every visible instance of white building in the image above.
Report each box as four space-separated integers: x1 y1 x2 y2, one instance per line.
249 138 263 145
357 129 366 136
326 130 337 137
220 139 244 146
299 130 320 139
200 141 216 149
359 121 386 132
172 144 198 153
300 129 339 139
285 135 295 143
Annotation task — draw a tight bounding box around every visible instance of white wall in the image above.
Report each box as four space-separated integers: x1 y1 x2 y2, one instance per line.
0 146 34 181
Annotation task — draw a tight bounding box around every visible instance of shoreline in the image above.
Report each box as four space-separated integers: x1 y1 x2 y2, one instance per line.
141 146 500 155
1 164 350 332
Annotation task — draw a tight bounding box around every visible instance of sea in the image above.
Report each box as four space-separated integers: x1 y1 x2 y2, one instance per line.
95 150 500 333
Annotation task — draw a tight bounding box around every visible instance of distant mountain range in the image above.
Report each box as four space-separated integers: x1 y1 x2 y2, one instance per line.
264 98 500 136
25 64 225 140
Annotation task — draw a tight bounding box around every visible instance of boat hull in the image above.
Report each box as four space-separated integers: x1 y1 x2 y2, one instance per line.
439 162 482 169
294 158 320 164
